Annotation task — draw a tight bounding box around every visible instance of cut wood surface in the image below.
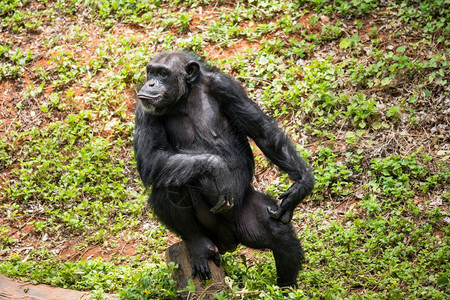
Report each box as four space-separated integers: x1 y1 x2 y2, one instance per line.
166 242 226 300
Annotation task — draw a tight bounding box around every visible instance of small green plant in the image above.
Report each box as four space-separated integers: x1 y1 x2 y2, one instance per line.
345 94 379 128
0 225 14 248
0 46 33 79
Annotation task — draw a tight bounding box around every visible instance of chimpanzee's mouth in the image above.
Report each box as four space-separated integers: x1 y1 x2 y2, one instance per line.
138 93 162 102
139 97 168 115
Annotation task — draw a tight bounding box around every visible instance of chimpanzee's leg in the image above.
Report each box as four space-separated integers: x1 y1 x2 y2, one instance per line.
235 188 304 287
149 187 221 281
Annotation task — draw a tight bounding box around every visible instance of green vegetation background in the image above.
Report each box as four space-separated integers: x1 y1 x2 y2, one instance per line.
0 0 448 299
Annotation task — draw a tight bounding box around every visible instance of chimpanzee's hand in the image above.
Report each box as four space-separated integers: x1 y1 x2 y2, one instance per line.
268 181 304 224
210 191 235 214
210 165 235 214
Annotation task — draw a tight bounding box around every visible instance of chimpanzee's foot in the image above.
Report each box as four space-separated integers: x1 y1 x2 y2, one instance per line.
185 238 221 281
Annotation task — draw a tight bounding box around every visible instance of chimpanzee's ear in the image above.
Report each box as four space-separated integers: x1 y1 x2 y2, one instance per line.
185 61 200 84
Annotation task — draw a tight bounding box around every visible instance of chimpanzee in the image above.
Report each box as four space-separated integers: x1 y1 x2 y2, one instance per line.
134 51 314 287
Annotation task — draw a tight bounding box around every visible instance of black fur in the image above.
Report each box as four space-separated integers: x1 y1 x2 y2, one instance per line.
134 51 314 286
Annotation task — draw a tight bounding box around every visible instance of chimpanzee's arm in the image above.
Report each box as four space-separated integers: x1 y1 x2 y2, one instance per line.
210 73 314 223
134 102 234 213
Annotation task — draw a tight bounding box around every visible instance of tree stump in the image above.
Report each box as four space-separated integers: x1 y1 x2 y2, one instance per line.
165 241 226 299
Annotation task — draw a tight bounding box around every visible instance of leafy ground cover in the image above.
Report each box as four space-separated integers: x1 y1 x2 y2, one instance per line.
0 0 448 299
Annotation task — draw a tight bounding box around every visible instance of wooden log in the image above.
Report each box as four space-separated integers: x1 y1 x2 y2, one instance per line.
165 241 226 299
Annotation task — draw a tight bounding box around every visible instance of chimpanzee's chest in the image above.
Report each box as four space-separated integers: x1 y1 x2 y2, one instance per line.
163 110 230 150
163 115 196 148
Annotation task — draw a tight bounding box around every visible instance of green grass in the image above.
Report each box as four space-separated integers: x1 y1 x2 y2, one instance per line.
0 0 449 299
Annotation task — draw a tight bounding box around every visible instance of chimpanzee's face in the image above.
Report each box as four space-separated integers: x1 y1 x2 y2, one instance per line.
137 52 199 115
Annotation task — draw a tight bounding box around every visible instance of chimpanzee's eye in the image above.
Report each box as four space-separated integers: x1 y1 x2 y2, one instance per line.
158 69 167 77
